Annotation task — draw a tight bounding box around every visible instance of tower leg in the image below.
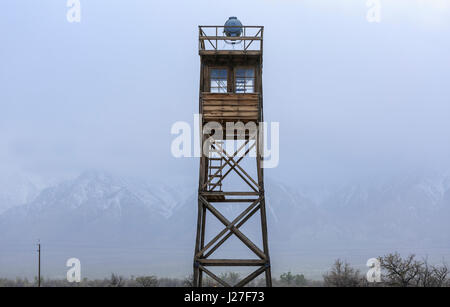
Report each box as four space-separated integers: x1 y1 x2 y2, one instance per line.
260 198 272 287
193 197 204 287
193 137 272 287
257 130 272 286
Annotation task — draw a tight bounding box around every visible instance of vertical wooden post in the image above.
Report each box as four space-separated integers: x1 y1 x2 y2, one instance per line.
37 241 41 287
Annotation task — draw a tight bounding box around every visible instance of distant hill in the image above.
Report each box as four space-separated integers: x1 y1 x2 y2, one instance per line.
0 170 449 278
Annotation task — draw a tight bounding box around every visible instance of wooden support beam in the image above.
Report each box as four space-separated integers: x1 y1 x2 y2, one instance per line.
204 204 261 258
202 139 251 190
208 141 257 191
209 147 258 192
200 36 262 41
193 194 205 286
199 50 261 56
199 196 266 260
195 198 260 258
199 265 231 287
234 266 267 287
214 143 260 190
209 198 259 203
198 259 266 266
201 191 259 196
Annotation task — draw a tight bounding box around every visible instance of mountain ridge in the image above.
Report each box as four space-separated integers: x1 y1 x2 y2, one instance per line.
0 170 449 278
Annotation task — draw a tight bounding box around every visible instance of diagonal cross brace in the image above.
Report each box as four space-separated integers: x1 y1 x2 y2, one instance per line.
202 138 252 190
234 266 267 287
198 196 266 260
199 265 231 287
196 198 260 258
213 142 260 191
208 141 258 192
204 203 261 258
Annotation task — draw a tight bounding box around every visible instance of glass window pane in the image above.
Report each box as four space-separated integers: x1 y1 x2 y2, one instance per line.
236 69 246 77
211 69 227 78
210 69 228 93
236 68 255 78
235 68 255 93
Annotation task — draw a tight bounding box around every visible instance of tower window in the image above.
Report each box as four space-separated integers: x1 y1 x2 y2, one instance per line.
210 68 228 93
235 68 255 93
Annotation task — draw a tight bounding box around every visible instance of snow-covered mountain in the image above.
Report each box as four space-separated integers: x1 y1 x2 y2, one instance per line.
0 170 449 278
0 173 47 214
0 171 192 245
318 173 450 247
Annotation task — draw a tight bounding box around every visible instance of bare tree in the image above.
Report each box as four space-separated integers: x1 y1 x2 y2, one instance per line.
419 258 434 287
183 274 194 287
379 253 422 287
416 258 448 287
379 253 449 287
432 264 449 287
323 259 363 287
108 273 125 287
135 275 158 287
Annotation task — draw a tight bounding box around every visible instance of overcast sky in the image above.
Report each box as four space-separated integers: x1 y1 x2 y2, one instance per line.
1 0 449 186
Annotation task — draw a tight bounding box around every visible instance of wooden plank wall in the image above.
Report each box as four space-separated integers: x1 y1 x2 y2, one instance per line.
202 93 259 122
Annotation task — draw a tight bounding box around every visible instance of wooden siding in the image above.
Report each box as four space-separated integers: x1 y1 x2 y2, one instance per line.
201 93 259 123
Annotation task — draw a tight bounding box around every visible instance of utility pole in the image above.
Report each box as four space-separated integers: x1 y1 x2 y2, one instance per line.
37 240 41 287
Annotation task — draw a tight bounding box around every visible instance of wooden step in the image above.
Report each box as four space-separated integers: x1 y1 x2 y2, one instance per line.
209 175 222 178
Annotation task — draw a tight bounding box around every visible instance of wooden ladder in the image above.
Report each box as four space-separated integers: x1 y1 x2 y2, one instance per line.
207 141 224 192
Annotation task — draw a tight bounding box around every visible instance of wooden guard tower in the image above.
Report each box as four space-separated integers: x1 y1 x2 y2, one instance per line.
193 18 272 287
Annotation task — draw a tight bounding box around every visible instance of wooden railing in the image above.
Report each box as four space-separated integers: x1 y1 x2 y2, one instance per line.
199 26 263 53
